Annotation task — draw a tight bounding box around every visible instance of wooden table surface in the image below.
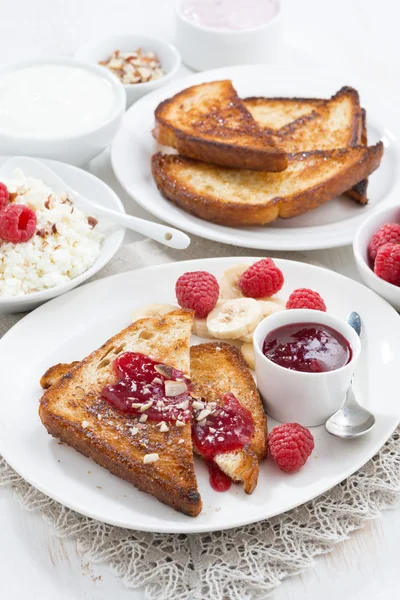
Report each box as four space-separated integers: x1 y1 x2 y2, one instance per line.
1 0 399 597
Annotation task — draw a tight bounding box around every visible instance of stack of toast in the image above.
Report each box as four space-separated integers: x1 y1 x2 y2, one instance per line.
151 80 384 226
39 309 268 517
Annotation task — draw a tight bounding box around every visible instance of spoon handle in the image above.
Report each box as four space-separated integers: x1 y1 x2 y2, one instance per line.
78 202 190 250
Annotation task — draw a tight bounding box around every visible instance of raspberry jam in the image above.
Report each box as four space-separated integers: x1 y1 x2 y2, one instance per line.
192 393 254 459
101 352 192 423
262 323 351 373
207 461 232 492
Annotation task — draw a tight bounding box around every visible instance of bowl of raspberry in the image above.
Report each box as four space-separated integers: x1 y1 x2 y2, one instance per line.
353 204 400 311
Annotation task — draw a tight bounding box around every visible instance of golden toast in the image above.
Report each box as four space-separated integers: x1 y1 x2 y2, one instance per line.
244 87 369 204
190 343 268 494
154 80 287 172
151 142 383 226
39 309 202 517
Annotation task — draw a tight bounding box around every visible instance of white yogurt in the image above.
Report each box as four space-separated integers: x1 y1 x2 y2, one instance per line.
0 65 116 138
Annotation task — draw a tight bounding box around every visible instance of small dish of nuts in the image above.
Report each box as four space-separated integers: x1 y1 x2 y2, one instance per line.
75 34 181 107
100 48 165 85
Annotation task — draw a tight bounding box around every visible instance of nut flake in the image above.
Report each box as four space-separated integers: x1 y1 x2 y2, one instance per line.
139 414 148 423
143 453 159 464
140 400 153 412
175 419 185 427
165 380 188 397
196 409 211 422
82 420 89 429
159 422 169 433
192 400 205 410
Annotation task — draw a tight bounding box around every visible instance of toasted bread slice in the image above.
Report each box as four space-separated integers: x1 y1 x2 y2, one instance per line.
190 342 267 494
244 96 325 131
245 88 368 204
154 80 287 172
151 142 383 226
39 309 202 517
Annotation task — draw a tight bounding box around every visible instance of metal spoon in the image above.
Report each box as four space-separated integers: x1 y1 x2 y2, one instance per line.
325 311 375 439
0 157 190 250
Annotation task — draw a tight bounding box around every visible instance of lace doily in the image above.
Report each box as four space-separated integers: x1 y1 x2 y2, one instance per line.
1 426 399 599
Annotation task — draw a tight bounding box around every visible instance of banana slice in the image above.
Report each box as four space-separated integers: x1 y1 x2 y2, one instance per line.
241 342 255 370
258 300 286 318
132 303 177 322
219 265 249 299
192 317 212 338
206 298 262 340
258 296 286 307
239 300 285 342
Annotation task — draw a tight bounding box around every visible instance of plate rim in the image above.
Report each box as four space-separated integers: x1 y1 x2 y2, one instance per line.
111 63 400 251
0 256 399 533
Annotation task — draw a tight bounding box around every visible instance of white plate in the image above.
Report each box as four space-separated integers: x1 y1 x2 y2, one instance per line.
0 157 125 314
0 257 399 534
111 64 400 251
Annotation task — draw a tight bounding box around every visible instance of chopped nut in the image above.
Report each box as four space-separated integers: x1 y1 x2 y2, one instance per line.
196 409 211 422
165 380 187 397
82 420 89 429
209 427 216 433
159 422 169 433
131 402 142 409
88 216 98 229
192 400 205 410
175 419 185 427
140 400 153 412
197 418 206 427
178 438 185 444
152 377 163 385
100 48 165 84
97 414 102 420
130 426 139 435
143 453 159 464
139 414 148 423
155 364 173 379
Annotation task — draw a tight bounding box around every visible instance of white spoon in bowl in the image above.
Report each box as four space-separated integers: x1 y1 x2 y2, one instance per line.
0 157 190 250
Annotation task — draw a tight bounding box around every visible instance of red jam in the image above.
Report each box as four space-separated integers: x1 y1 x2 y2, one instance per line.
262 323 351 373
192 393 254 459
207 461 232 492
101 352 192 423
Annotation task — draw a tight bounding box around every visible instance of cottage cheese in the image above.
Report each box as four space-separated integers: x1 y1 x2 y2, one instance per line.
0 169 103 297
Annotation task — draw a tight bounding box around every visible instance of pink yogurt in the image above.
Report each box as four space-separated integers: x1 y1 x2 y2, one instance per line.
180 0 280 31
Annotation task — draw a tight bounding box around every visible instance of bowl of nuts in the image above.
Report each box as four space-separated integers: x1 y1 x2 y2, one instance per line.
75 34 181 107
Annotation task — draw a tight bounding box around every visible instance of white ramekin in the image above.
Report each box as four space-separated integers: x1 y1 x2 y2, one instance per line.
0 57 126 167
353 204 400 311
175 0 283 71
253 309 361 427
75 34 181 108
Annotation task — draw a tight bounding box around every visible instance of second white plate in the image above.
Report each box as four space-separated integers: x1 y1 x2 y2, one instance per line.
111 64 400 251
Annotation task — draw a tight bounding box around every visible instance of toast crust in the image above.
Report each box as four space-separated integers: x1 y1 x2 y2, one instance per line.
190 342 268 494
39 309 202 517
154 80 288 172
151 143 383 226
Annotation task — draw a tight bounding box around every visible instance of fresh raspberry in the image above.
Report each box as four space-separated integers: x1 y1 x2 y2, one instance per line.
176 271 219 318
237 258 284 298
268 423 314 473
286 288 327 311
374 243 400 286
368 223 400 262
0 204 37 243
0 182 9 211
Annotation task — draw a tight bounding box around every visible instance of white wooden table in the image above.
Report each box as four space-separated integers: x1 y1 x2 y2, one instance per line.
1 1 399 598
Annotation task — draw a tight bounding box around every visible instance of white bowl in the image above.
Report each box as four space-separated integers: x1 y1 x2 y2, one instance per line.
354 204 400 310
0 57 126 167
0 157 125 314
75 34 181 108
175 0 283 71
253 310 361 427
